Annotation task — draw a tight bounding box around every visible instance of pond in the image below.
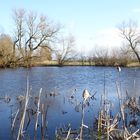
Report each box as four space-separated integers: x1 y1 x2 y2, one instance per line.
0 66 140 140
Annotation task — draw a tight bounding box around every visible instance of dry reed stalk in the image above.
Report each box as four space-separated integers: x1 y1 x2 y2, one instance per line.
43 104 49 137
79 90 91 140
106 111 110 140
41 103 45 140
79 100 85 140
17 78 30 140
97 111 102 140
108 113 119 133
11 109 19 131
116 82 133 139
65 128 71 140
127 129 140 140
25 108 31 130
34 88 42 140
116 82 126 128
79 104 84 140
103 72 110 139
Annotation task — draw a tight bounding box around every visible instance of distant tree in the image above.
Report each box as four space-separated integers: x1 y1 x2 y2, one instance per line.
79 52 87 65
0 34 13 67
109 48 129 66
88 57 93 66
118 20 140 63
54 35 76 66
39 44 52 61
92 48 109 66
12 9 60 67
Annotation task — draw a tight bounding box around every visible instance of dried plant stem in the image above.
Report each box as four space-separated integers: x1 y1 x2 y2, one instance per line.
11 109 19 131
65 128 71 140
116 82 126 129
41 103 45 140
17 79 30 140
106 111 110 140
127 129 140 140
97 111 102 140
34 88 42 140
79 101 85 140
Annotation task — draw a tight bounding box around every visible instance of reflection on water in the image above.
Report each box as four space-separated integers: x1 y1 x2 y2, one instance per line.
0 66 140 139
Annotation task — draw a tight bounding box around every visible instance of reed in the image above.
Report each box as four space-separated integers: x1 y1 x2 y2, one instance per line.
5 70 140 139
17 78 30 140
11 109 19 131
97 111 102 140
41 103 45 140
79 101 84 140
79 89 91 140
65 128 71 140
34 88 42 140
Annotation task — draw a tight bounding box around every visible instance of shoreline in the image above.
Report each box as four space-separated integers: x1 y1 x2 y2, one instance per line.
0 61 140 68
33 61 140 67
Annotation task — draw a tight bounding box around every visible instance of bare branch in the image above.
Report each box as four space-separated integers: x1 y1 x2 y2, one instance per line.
118 20 140 63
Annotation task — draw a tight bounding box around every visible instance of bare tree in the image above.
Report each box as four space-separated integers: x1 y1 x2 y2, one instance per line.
79 52 87 66
13 9 60 67
39 44 52 61
92 48 109 66
54 35 76 66
118 20 140 63
110 47 130 66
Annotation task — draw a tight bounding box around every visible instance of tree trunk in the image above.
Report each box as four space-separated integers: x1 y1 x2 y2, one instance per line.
133 49 140 63
130 43 140 63
12 43 16 67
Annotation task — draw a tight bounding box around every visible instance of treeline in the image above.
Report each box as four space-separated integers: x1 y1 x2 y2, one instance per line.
0 33 52 68
0 9 76 68
0 9 140 67
78 20 140 67
76 48 137 67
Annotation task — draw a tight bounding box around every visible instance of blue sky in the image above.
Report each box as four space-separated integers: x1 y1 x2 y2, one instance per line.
0 0 140 53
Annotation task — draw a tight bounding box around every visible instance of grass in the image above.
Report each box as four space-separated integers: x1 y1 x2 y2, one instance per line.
34 60 95 66
33 60 140 67
126 62 140 67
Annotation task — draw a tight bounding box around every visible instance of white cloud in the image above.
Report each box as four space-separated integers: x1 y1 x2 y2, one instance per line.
93 28 122 47
132 8 140 13
76 28 123 54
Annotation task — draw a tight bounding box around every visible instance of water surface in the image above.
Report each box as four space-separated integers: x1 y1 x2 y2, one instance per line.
0 66 140 139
